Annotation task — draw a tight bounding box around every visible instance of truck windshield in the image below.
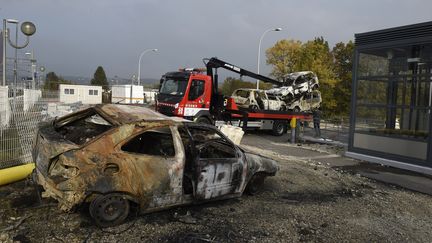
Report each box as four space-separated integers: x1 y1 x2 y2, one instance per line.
160 78 188 96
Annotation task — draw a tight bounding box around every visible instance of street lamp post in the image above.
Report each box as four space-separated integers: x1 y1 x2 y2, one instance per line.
25 51 36 89
256 27 282 89
137 48 158 85
2 19 36 88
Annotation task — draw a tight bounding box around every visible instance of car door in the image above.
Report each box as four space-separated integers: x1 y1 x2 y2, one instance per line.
184 79 207 117
186 125 244 200
116 125 185 209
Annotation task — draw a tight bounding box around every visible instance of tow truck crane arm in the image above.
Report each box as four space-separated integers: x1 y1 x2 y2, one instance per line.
204 57 282 86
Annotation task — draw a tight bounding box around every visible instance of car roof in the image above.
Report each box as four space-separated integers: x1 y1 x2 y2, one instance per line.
95 104 189 125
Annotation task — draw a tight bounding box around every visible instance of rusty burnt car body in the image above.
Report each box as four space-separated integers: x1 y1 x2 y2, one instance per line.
32 104 279 227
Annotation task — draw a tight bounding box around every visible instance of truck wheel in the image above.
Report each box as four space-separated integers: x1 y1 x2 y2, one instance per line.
272 121 287 136
195 116 211 124
89 193 130 228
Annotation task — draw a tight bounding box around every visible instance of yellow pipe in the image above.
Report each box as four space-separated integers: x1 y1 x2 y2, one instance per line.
0 163 35 186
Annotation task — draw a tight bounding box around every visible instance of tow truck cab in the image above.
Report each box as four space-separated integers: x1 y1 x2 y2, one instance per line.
156 69 213 123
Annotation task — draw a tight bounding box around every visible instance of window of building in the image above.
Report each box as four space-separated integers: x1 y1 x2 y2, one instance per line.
64 88 75 95
89 90 99 96
121 127 175 157
354 44 432 141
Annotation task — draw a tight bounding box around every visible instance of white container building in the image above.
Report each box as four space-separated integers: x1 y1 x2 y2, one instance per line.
111 85 144 104
59 84 102 104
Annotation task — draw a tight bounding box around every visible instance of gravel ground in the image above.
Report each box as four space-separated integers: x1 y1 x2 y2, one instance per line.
1 133 432 243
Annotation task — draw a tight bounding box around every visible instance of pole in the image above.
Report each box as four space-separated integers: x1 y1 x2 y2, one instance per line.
13 23 17 107
257 29 270 90
31 50 35 89
2 20 6 86
138 49 157 85
256 28 281 89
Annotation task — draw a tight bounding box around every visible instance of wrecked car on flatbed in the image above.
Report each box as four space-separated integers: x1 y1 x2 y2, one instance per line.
32 104 279 227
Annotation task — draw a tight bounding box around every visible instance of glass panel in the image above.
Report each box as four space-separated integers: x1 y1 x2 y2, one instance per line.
355 106 429 140
358 52 389 77
355 106 387 132
357 79 388 105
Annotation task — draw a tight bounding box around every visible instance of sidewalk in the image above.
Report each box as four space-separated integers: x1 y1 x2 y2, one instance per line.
242 132 432 195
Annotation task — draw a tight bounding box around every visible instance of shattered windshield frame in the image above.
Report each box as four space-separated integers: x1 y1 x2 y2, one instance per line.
159 77 189 96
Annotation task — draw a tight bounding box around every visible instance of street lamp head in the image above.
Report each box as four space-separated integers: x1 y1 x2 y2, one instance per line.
274 28 282 31
6 19 19 24
21 21 36 36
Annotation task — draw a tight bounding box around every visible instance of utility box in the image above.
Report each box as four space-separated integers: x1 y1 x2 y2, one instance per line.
59 84 102 104
111 85 144 104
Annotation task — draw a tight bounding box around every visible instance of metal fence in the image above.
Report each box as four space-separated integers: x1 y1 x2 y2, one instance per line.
0 88 64 169
301 116 350 144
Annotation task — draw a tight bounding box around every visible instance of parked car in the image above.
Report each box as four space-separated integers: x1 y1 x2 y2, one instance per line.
32 104 279 227
231 88 286 110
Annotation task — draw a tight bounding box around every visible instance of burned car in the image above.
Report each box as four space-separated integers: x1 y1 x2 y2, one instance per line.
32 104 278 227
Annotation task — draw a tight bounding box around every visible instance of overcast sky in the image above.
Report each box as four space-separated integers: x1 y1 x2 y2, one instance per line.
2 0 432 81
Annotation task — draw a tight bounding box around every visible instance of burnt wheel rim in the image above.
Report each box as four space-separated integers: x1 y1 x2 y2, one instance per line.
92 194 130 227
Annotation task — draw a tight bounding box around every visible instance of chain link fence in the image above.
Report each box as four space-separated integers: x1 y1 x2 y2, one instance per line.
0 87 87 169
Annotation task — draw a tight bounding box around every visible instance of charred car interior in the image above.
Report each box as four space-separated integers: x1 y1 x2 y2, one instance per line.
32 104 279 227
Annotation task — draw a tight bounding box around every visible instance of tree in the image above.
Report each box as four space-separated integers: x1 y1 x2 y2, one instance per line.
266 39 303 80
91 66 109 90
220 77 274 96
221 77 255 96
299 37 339 114
332 41 354 115
265 37 355 116
43 72 71 91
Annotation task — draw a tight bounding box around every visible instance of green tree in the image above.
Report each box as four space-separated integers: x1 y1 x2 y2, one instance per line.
332 41 354 115
91 66 109 90
265 37 355 116
221 77 255 96
43 72 71 91
266 39 303 80
299 37 339 114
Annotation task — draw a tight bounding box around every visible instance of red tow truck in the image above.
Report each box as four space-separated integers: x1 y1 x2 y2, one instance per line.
156 57 312 136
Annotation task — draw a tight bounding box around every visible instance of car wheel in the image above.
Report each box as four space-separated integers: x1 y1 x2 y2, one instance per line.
245 174 266 195
249 105 259 110
272 121 287 136
195 116 211 124
280 105 287 111
293 106 300 113
90 193 130 228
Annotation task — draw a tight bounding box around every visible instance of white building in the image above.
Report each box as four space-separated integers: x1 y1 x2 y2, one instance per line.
59 84 102 104
111 85 144 104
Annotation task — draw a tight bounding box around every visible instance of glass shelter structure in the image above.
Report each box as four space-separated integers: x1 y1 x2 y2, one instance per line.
347 22 432 174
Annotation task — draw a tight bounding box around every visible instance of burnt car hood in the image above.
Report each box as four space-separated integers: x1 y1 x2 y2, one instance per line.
244 152 279 175
33 124 79 175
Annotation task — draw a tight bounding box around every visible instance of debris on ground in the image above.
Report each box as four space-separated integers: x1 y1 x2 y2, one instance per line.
1 133 432 242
